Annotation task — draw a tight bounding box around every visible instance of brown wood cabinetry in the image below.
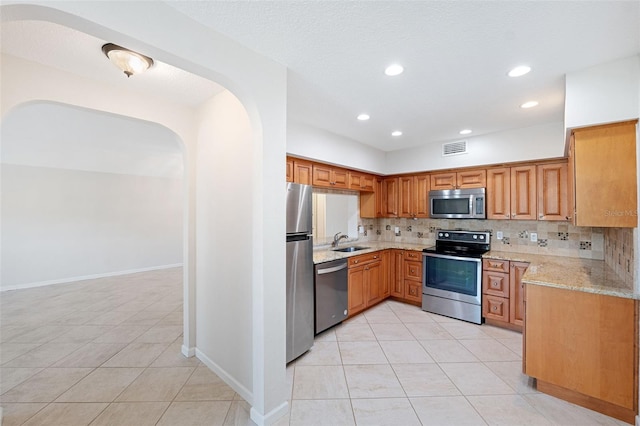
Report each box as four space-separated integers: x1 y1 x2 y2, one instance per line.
431 169 486 190
482 258 527 331
286 158 293 182
349 171 375 192
525 284 638 423
382 177 399 217
569 121 638 227
389 249 423 305
399 174 430 218
293 159 313 185
537 162 569 221
347 251 388 317
312 163 349 188
487 166 537 220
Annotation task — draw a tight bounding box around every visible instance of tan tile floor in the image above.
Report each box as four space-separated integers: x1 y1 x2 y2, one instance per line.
0 268 631 425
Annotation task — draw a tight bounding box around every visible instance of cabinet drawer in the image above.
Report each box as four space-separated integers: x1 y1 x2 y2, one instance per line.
483 295 509 322
483 258 510 273
405 281 422 303
348 251 382 268
482 271 510 297
403 250 422 261
404 260 422 281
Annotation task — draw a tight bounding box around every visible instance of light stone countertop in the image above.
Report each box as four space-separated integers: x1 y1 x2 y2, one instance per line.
483 251 637 300
313 242 429 264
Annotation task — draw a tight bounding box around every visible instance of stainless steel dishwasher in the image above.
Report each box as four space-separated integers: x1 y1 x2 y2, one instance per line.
314 259 348 334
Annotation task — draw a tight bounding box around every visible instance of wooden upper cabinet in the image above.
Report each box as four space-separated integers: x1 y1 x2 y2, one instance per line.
293 159 313 185
350 171 375 192
571 121 638 227
510 165 537 220
537 162 569 221
398 174 430 218
286 158 293 182
487 168 511 220
382 177 399 217
312 164 348 189
430 172 457 190
431 169 486 190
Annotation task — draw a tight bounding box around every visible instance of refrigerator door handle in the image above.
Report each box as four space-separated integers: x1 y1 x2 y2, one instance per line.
317 263 348 275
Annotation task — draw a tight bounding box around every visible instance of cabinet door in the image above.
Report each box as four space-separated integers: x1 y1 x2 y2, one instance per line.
332 167 349 189
457 169 486 188
312 164 332 187
572 121 637 227
294 160 313 185
487 168 511 220
567 135 576 224
509 262 528 327
483 271 510 298
365 260 383 306
375 178 383 217
381 250 390 298
404 281 422 303
510 165 537 220
348 266 366 317
382 177 399 217
431 172 456 190
398 176 414 218
286 158 293 182
391 250 404 297
349 172 364 190
360 174 375 192
483 295 509 322
414 174 430 217
537 162 569 221
404 260 422 281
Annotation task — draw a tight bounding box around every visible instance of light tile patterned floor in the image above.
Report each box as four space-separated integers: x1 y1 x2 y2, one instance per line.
0 268 631 425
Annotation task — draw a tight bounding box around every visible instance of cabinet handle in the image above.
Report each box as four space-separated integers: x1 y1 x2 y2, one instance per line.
511 213 516 218
365 267 369 270
492 306 498 311
354 260 359 264
539 214 544 219
411 269 415 274
374 255 378 259
505 214 510 218
565 216 572 220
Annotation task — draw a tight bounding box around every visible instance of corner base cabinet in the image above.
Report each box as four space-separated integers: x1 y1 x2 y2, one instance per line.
524 284 638 424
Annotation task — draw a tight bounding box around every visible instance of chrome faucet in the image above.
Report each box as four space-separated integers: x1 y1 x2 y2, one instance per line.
332 232 349 247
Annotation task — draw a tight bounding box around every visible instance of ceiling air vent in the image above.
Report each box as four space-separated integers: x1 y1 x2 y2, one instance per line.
442 140 467 157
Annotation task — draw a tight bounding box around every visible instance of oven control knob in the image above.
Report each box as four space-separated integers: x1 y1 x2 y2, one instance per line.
472 235 478 239
444 233 449 238
479 235 485 240
438 232 443 237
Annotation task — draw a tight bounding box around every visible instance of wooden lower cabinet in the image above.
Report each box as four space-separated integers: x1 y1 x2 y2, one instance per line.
347 250 389 317
389 249 423 305
524 284 638 424
482 258 528 331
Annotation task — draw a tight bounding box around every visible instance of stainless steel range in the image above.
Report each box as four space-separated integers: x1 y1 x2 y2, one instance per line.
422 230 491 324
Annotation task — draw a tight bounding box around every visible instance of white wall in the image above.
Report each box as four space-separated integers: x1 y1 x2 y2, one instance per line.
1 164 183 290
287 121 387 174
1 2 289 423
194 89 254 398
565 55 640 131
385 121 565 175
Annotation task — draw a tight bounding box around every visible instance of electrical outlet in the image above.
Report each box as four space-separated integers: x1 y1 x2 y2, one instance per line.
530 232 538 242
496 231 503 240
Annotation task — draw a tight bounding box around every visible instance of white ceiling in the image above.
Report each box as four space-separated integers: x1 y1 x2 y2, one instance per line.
1 2 639 154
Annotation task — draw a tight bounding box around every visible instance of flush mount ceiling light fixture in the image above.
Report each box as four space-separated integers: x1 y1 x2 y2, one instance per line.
391 130 403 137
459 129 472 135
357 113 370 121
520 100 539 109
102 43 154 77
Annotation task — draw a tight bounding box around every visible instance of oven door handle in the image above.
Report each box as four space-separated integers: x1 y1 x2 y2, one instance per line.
422 252 482 263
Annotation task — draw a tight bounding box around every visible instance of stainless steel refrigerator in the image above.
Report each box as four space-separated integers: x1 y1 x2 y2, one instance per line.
285 182 314 363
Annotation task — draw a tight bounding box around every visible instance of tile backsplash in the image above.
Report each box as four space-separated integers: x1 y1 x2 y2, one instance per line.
604 227 635 286
357 217 605 260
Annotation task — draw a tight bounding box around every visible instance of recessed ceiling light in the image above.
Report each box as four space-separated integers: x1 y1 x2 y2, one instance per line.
508 65 531 77
357 113 370 121
391 130 403 137
385 64 404 76
459 129 472 135
520 101 539 109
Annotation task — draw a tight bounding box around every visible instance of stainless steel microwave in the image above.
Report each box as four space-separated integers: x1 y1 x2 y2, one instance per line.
429 188 486 219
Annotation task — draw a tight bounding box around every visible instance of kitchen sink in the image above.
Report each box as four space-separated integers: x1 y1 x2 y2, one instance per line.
332 246 369 252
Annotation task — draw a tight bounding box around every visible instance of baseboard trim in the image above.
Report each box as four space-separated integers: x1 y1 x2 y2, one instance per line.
250 401 289 426
181 345 196 358
1 264 183 292
195 348 253 405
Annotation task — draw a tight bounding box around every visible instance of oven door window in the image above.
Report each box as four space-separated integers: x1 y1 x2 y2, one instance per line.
424 255 479 296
